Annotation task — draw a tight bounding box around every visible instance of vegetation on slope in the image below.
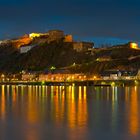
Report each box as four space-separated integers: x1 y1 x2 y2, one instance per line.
0 39 140 74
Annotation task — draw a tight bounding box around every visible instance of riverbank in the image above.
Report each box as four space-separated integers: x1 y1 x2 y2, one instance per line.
0 79 139 86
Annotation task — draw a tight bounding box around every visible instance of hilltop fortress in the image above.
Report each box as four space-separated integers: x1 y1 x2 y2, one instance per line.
0 29 139 74
29 30 72 42
0 29 138 54
21 30 94 53
4 30 93 53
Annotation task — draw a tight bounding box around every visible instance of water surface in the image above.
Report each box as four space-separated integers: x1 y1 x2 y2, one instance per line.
0 85 140 140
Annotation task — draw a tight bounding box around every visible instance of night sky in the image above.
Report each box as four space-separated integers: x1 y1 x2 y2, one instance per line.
0 0 140 43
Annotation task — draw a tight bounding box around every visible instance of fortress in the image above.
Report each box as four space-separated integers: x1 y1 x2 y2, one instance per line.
29 30 73 43
20 30 94 53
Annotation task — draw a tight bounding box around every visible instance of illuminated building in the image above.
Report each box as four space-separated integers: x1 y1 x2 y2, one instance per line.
130 42 138 49
22 73 37 81
12 34 32 48
29 33 43 39
101 70 138 80
64 35 73 42
29 33 49 39
38 73 86 82
29 30 73 43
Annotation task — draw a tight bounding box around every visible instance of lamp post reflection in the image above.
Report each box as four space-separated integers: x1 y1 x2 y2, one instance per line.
129 86 139 135
0 85 6 120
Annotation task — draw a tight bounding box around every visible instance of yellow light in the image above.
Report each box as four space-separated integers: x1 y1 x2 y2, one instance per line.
41 81 45 85
93 76 97 79
134 80 139 85
111 82 115 87
1 74 5 78
29 33 42 39
130 43 138 49
67 77 70 80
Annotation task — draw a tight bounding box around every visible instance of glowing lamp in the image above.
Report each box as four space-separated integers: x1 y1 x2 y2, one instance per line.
111 82 115 87
41 81 45 85
93 76 97 79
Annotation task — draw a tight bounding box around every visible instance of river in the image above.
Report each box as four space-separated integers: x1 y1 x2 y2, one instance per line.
0 85 140 140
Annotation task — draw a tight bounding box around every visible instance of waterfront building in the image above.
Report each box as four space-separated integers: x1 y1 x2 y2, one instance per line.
22 73 37 81
101 70 138 80
39 73 86 82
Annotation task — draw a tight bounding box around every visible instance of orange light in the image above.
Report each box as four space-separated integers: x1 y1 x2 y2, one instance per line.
130 43 138 49
93 76 97 79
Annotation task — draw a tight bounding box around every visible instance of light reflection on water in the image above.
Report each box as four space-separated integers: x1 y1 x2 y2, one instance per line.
0 85 140 140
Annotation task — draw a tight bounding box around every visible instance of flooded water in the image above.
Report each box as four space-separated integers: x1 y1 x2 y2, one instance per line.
0 85 140 140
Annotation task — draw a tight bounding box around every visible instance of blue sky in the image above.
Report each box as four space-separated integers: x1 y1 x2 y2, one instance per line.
0 0 139 44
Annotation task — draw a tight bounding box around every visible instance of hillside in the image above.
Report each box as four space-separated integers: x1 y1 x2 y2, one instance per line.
0 39 93 73
68 46 140 74
0 36 140 74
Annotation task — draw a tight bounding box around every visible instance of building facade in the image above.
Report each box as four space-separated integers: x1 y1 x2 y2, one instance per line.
73 42 94 52
39 74 86 82
47 30 64 42
22 73 37 81
64 35 73 42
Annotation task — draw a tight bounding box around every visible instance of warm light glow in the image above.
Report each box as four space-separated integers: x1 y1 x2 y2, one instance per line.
41 81 45 85
130 42 138 49
93 76 97 79
12 35 32 48
27 86 39 124
0 85 5 120
129 87 139 135
134 80 139 85
29 33 45 39
67 86 87 130
50 66 56 70
111 82 115 86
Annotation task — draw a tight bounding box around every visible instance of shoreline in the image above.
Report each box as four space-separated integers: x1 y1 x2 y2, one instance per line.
0 79 139 86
